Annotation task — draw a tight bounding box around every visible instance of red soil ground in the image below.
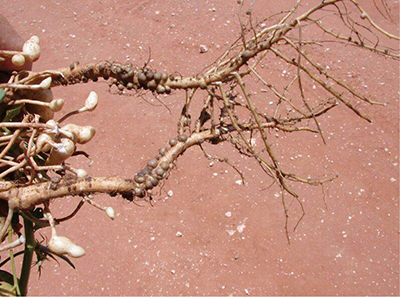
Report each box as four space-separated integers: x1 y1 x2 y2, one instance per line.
3 0 399 295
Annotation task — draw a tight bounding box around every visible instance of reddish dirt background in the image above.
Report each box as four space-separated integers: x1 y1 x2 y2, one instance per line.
3 0 399 295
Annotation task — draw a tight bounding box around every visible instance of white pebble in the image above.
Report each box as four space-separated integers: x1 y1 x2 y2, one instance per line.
237 224 246 233
226 230 236 236
199 44 208 53
225 211 232 218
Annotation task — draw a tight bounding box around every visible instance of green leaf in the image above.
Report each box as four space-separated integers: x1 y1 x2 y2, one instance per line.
0 89 5 104
2 106 21 123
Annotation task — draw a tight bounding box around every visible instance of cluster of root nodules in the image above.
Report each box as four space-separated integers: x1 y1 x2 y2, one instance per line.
63 61 171 94
127 134 188 203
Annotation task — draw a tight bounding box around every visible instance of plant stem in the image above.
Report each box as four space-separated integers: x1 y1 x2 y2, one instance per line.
19 216 35 296
8 226 21 296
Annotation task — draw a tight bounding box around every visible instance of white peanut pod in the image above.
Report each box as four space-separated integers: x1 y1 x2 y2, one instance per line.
49 99 64 112
46 119 57 130
30 35 40 44
36 133 54 153
48 235 86 258
105 207 115 220
22 39 41 62
60 124 79 143
84 91 98 111
11 54 26 67
48 235 73 255
39 77 52 90
68 244 86 258
62 124 96 144
77 126 96 144
46 138 75 165
75 168 88 178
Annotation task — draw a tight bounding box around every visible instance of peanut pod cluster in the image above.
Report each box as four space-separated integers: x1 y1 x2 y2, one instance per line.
0 35 40 67
0 51 102 256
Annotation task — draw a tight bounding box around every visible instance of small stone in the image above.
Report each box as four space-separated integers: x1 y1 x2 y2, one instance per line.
176 231 183 237
225 211 232 218
199 44 208 53
226 230 236 236
167 190 174 197
237 223 246 233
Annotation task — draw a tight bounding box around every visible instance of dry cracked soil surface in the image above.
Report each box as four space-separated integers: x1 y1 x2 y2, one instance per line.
2 0 399 295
